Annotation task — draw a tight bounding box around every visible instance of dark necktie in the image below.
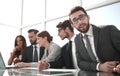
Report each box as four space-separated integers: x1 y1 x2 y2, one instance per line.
33 45 38 62
68 41 72 51
84 35 96 61
67 41 74 67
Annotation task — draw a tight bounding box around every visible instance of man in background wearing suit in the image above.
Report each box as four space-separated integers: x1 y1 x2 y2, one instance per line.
69 6 120 73
15 29 44 67
38 20 79 70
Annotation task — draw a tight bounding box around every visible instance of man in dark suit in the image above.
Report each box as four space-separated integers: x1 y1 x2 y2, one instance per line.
69 6 120 73
15 29 44 67
21 29 44 62
49 20 78 69
38 20 78 70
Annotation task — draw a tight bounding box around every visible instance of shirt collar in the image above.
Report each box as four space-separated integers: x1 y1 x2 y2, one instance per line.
33 44 39 48
81 24 93 37
71 34 76 42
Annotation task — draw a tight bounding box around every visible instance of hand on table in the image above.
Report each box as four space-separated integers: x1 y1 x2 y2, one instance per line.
38 60 49 71
99 61 119 72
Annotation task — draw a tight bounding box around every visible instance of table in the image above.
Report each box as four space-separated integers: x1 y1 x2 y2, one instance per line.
0 68 76 76
0 68 120 76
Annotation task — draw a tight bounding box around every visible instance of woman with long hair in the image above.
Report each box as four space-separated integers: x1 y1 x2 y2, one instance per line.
8 35 27 65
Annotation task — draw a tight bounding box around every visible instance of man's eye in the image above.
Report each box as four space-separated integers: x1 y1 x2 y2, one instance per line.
79 15 84 19
73 19 77 22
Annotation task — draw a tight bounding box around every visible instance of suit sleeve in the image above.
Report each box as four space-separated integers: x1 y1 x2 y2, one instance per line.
49 56 64 68
110 25 120 51
76 50 98 71
21 47 27 62
45 43 61 62
21 47 33 62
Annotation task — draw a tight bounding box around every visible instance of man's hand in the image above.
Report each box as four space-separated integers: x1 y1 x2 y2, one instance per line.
38 60 49 71
13 57 21 64
99 61 119 72
113 64 120 73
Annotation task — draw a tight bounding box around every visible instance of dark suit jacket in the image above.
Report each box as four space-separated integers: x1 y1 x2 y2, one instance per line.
49 42 74 69
21 45 45 62
75 25 120 71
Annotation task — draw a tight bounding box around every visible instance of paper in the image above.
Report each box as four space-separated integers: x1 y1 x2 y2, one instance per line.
21 67 38 70
35 69 78 76
43 68 77 73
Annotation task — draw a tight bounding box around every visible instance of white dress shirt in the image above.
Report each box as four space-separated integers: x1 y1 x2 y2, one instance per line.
71 34 79 69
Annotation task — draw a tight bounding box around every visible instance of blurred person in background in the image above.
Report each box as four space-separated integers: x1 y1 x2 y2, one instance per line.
15 29 45 67
37 31 61 62
38 20 79 71
8 35 27 65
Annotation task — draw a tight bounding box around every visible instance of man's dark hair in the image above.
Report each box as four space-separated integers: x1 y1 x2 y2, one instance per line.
56 20 74 32
69 6 87 16
28 29 39 34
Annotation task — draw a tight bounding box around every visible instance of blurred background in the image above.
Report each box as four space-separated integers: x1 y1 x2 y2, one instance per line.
0 0 120 65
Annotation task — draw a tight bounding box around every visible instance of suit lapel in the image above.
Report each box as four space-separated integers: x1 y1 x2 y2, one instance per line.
63 42 73 68
75 34 91 59
92 25 101 56
29 45 33 61
67 42 73 63
92 25 99 52
92 25 102 62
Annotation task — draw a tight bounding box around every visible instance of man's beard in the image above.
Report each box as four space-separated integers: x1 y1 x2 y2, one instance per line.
31 39 37 45
62 32 68 40
77 23 89 33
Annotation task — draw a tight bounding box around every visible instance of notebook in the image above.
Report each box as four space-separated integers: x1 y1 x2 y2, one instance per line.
0 52 20 69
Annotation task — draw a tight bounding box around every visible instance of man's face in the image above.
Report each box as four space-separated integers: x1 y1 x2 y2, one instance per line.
58 28 67 40
28 32 37 45
70 10 90 33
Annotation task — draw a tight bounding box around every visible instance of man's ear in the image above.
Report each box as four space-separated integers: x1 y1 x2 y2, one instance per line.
87 15 90 21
